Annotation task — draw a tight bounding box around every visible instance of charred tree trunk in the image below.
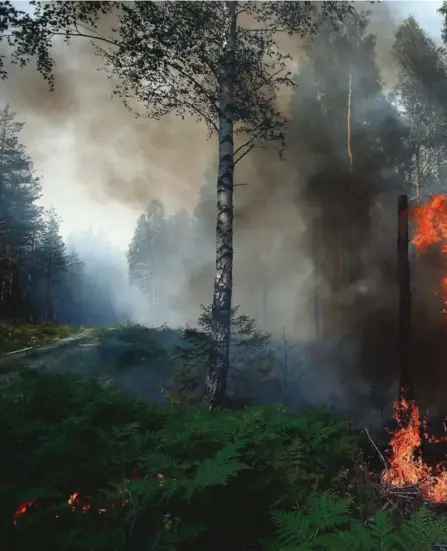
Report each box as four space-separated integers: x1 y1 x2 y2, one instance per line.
398 194 413 402
206 1 237 408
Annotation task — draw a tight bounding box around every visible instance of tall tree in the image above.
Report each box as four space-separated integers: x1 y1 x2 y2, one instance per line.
290 9 408 333
36 207 67 322
1 0 354 406
0 104 43 318
60 247 85 324
127 199 167 313
392 15 447 201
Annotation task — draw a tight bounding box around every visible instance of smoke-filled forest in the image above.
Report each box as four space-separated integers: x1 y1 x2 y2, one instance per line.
4 1 447 550
0 104 132 325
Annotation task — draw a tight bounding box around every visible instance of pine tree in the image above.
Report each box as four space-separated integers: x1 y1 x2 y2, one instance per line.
61 248 85 324
0 104 43 318
36 207 67 322
127 200 167 313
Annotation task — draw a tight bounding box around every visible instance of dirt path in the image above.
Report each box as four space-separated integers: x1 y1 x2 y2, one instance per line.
0 328 98 364
0 328 106 382
0 327 168 403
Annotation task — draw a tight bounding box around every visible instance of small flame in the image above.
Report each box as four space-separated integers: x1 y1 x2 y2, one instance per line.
13 473 165 524
13 501 34 525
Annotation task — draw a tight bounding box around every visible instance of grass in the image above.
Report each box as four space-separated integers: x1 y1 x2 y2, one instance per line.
0 322 85 355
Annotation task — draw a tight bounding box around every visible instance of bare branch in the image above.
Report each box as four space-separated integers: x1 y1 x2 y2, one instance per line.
234 143 255 167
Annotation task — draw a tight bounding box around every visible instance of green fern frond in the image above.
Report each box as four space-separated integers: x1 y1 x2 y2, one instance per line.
184 441 250 502
307 493 352 531
271 509 313 546
390 507 447 550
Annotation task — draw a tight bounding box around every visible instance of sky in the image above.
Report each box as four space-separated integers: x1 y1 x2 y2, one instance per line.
5 1 447 254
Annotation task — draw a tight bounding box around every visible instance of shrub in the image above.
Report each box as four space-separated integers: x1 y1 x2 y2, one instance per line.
168 304 274 404
96 323 180 370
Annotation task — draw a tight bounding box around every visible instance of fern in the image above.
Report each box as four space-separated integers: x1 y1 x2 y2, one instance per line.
8 370 441 551
265 494 447 551
183 441 250 502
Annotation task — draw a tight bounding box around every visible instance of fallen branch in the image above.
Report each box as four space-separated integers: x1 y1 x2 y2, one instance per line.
364 427 389 470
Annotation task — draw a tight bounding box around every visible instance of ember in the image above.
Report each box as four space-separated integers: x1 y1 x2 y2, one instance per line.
13 472 164 524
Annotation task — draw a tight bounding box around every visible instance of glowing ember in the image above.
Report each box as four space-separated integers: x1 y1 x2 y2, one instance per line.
13 501 34 525
13 472 164 524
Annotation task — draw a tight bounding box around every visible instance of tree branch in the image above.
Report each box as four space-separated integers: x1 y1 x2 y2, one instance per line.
38 29 119 48
234 143 255 166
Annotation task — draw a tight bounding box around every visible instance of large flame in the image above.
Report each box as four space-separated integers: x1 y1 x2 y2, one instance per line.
411 194 447 310
381 195 447 503
381 397 447 503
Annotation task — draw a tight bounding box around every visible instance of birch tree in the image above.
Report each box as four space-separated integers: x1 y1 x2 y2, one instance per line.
1 0 353 406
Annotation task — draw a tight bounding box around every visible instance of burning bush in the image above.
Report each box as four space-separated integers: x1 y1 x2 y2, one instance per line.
0 370 445 550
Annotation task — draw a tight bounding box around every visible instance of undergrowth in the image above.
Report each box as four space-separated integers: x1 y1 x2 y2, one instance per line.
0 369 445 551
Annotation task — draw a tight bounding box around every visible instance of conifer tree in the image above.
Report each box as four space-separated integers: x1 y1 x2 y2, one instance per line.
37 207 67 322
127 200 167 312
0 104 43 317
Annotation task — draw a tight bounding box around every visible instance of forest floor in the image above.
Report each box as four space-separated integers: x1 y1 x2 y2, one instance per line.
0 322 86 355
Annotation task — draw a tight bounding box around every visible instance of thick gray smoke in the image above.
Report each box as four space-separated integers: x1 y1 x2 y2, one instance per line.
2 2 445 420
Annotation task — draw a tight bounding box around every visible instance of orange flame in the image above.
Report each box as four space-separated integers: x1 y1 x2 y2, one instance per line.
13 473 164 524
381 195 447 502
381 397 447 503
411 194 447 310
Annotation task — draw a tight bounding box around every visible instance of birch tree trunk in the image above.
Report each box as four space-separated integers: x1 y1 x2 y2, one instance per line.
206 1 237 408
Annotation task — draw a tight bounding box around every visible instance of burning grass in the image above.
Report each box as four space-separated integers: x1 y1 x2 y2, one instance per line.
379 396 447 507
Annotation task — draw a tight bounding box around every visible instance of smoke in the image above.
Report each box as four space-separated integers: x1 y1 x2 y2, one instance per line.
0 25 213 213
2 1 446 418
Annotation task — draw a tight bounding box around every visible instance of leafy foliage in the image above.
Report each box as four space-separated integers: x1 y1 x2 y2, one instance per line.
392 15 447 201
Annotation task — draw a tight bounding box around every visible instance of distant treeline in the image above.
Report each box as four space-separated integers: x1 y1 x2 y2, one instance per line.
0 105 126 325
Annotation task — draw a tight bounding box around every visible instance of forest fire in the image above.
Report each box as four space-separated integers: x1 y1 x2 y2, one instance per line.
381 397 447 503
380 195 447 503
411 194 447 309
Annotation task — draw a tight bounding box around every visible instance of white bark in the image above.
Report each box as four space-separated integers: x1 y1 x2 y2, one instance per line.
206 1 237 407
